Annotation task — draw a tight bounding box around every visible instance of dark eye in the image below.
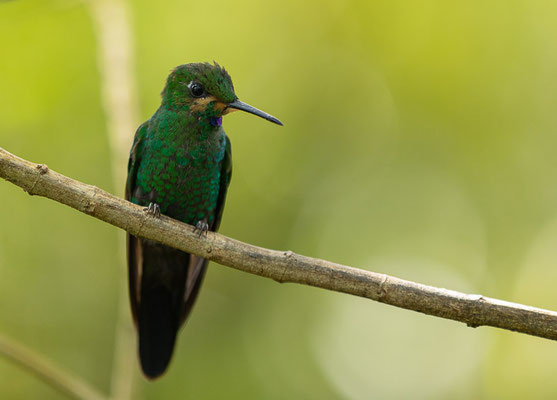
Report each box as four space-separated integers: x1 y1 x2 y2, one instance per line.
188 82 205 98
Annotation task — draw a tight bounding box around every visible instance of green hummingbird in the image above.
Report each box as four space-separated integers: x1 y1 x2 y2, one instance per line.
126 62 282 379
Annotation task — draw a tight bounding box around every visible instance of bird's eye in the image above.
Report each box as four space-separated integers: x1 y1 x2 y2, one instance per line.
188 82 205 98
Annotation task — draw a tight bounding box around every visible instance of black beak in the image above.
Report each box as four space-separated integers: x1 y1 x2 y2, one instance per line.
227 99 283 126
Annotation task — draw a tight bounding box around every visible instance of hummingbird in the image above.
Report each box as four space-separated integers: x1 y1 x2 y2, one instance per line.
126 62 282 379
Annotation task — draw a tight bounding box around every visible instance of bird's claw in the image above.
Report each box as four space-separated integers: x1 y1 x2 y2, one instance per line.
143 202 161 218
194 220 209 237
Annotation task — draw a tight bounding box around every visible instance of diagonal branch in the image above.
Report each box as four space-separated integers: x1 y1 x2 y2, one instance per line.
1 146 557 341
0 333 106 400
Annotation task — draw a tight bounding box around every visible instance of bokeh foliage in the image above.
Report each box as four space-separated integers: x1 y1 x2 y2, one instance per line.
1 0 557 398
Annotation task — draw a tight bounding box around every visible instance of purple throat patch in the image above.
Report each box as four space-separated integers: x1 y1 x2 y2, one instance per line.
210 116 223 127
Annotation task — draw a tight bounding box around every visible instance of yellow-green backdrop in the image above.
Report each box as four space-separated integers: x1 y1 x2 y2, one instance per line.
1 1 557 399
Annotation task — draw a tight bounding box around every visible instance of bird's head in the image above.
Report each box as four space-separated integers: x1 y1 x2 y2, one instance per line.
161 62 282 127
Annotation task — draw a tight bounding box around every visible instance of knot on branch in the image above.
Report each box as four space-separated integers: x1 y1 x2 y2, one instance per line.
377 274 389 300
466 294 487 328
37 164 49 174
273 250 296 284
27 164 49 196
81 186 100 215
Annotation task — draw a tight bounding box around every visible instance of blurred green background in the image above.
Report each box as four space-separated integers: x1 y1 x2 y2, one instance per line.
2 0 557 399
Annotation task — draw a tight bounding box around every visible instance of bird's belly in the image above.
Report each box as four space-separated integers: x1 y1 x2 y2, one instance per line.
134 161 221 226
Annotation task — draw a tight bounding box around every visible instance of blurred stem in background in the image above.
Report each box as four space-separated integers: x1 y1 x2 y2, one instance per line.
0 0 140 398
0 334 105 400
88 0 139 399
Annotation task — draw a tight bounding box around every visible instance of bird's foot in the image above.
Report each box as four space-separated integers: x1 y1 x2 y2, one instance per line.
193 220 209 237
143 202 161 218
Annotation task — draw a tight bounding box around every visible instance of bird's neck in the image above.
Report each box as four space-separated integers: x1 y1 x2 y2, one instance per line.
153 106 221 143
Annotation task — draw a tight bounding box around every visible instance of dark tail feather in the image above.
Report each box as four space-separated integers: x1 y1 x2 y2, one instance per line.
138 285 179 379
128 236 207 379
131 240 189 379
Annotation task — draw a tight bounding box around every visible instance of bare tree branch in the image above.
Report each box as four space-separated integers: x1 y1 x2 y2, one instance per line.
1 146 557 341
0 333 106 400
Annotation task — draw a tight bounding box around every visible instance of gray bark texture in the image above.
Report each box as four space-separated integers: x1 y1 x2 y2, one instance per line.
1 146 557 341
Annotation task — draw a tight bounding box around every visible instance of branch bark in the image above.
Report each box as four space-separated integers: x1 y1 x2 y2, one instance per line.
1 146 557 341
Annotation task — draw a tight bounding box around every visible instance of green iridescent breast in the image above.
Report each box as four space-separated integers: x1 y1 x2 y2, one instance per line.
131 110 228 226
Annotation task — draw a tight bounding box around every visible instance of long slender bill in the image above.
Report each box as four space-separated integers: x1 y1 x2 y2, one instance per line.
227 99 283 126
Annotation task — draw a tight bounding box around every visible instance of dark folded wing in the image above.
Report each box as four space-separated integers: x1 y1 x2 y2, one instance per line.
126 122 148 326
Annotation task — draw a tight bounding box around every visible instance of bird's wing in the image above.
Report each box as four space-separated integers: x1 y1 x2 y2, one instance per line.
125 122 148 201
126 122 149 326
181 134 232 321
212 134 233 231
